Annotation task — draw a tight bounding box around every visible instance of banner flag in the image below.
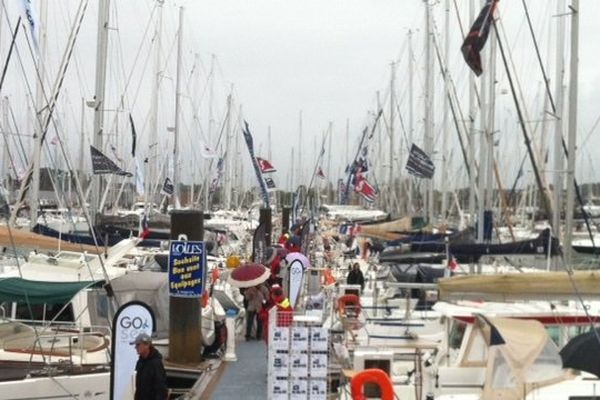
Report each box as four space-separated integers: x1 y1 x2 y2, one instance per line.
405 143 435 179
242 121 270 207
90 146 132 177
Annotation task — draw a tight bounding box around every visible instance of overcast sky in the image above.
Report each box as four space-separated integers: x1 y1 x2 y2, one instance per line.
2 0 600 195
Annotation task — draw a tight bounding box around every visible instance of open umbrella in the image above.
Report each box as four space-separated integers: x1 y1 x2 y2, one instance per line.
285 252 310 269
265 246 289 266
227 262 270 288
560 329 600 377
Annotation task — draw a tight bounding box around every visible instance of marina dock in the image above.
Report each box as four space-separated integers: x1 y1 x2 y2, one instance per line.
202 340 268 399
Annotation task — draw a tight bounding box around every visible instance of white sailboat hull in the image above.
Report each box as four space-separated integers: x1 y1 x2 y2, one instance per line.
0 372 111 400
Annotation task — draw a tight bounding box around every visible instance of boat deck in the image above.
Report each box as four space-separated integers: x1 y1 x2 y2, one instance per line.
206 340 268 399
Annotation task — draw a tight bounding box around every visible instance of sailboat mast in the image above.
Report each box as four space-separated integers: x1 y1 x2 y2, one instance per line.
552 0 566 241
298 111 302 186
424 0 434 223
467 0 477 226
389 61 395 214
173 6 184 207
90 0 110 224
224 92 232 209
441 0 450 222
30 0 47 229
564 0 579 266
408 30 414 213
484 24 497 237
148 0 163 206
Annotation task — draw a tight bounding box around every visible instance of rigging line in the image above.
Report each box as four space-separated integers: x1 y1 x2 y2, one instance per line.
580 113 600 147
105 3 157 141
507 5 596 248
29 1 113 260
494 17 554 225
430 23 474 186
521 0 556 115
7 103 30 168
0 16 21 93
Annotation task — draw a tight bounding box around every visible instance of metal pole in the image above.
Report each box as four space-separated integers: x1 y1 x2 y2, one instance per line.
169 210 204 363
564 0 579 267
149 0 163 206
90 0 110 224
441 0 450 222
408 30 414 213
30 0 48 229
552 0 566 247
424 0 434 223
173 6 183 207
468 0 477 227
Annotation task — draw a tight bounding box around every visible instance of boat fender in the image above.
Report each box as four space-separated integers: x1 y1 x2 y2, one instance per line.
350 368 394 400
337 294 361 316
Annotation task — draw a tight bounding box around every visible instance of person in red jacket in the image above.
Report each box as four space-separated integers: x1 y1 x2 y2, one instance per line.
260 284 293 343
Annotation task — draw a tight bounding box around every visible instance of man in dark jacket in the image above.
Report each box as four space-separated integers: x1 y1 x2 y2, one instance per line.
346 262 365 294
131 333 168 400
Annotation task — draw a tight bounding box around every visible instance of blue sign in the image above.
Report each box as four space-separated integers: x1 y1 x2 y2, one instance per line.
168 240 206 298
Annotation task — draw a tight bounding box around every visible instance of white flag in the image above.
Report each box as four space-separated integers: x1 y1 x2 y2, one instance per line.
20 0 40 52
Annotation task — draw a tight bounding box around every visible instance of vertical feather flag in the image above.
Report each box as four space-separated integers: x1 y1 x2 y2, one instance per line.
242 121 270 207
129 114 137 157
460 0 499 76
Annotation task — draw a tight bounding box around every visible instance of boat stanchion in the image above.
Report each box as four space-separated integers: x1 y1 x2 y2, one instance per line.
224 309 238 362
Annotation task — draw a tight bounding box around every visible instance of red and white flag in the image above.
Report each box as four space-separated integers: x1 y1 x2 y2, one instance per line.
256 157 276 173
316 167 326 180
354 173 378 202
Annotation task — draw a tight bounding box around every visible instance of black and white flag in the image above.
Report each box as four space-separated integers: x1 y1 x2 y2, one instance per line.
161 177 174 196
90 146 132 177
405 144 435 179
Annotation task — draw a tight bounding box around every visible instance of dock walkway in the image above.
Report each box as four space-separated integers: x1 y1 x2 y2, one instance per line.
208 340 268 399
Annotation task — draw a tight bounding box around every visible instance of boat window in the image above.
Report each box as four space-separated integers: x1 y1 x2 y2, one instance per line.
14 302 74 322
525 338 563 383
490 350 517 389
464 329 488 366
545 326 560 345
449 320 467 350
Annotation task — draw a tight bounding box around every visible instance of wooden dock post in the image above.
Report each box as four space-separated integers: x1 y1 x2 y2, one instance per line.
169 209 204 364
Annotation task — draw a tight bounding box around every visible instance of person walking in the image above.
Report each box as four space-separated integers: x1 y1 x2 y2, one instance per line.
346 262 365 294
243 283 269 340
131 333 168 400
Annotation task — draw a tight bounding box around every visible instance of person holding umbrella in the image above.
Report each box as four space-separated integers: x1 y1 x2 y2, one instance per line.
243 283 269 340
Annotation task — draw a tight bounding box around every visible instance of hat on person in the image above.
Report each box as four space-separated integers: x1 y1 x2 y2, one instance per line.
130 332 152 345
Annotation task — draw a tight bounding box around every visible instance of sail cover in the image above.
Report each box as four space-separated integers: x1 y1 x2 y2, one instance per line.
0 278 101 304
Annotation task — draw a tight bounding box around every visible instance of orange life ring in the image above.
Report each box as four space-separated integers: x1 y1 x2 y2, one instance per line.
337 294 361 316
350 369 394 400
